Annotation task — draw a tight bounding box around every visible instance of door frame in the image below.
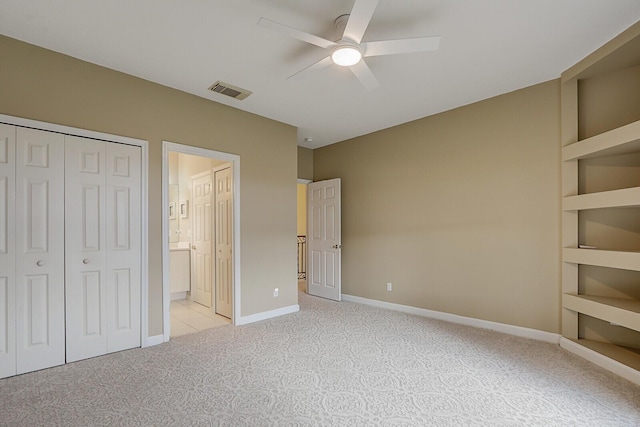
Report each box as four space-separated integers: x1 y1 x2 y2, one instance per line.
161 141 240 341
0 113 151 346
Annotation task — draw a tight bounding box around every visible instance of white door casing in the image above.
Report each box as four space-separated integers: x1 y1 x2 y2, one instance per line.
214 166 232 318
106 142 141 353
15 127 66 374
65 136 108 362
192 172 213 308
0 124 16 379
307 178 342 301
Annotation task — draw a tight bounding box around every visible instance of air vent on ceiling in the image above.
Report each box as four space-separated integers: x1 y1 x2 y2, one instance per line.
208 81 252 100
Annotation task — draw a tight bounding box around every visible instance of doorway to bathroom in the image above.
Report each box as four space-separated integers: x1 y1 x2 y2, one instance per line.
162 142 240 340
297 179 311 293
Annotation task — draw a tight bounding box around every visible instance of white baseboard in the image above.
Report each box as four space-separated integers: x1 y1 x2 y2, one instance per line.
236 304 300 326
342 294 560 344
143 334 165 348
560 338 640 386
170 292 188 301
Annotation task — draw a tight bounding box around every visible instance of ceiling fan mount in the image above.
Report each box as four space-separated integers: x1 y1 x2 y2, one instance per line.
258 0 441 90
330 15 363 67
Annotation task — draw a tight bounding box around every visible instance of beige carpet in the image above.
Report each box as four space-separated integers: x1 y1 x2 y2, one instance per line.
1 292 639 426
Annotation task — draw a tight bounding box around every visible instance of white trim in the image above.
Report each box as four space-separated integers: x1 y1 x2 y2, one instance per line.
145 334 165 347
213 163 231 174
162 141 241 342
342 294 561 344
560 338 640 386
236 304 300 326
297 178 312 184
0 114 146 147
0 114 151 349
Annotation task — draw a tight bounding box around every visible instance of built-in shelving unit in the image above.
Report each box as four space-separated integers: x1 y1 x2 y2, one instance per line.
561 20 640 385
562 187 640 211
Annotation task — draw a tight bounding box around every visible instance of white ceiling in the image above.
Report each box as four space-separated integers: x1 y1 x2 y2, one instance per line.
1 1 640 148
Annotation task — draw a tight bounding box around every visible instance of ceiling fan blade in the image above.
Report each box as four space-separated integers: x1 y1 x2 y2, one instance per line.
362 36 441 57
349 60 379 90
343 0 379 44
258 17 337 49
287 55 333 80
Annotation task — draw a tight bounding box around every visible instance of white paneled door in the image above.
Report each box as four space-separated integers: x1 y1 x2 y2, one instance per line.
214 167 232 318
0 124 16 378
65 136 107 362
66 137 141 362
307 178 342 301
192 172 213 308
105 142 141 353
0 120 143 380
15 127 66 374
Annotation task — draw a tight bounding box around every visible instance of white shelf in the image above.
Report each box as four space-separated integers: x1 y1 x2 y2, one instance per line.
563 248 640 272
563 293 640 332
562 119 640 161
570 339 640 371
563 187 640 211
561 20 640 378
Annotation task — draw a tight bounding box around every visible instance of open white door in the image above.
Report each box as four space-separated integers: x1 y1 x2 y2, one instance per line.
214 166 232 318
307 178 341 301
191 172 213 308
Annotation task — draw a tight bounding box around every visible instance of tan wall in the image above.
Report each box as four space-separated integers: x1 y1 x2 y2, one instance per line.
314 80 562 333
0 35 298 335
297 184 307 236
297 146 313 180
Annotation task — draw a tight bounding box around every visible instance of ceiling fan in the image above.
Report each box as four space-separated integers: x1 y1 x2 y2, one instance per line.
258 0 441 90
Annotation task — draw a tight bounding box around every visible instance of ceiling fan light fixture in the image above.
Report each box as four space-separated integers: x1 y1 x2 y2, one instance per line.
331 46 362 66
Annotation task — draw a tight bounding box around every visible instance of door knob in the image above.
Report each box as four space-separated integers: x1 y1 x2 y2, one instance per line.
192 245 196 250
36 260 45 267
332 244 342 249
83 259 89 264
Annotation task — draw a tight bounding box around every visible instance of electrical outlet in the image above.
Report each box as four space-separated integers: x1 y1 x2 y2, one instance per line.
386 282 392 291
273 288 279 297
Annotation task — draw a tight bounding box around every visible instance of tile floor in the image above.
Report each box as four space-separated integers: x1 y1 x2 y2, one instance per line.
170 297 231 337
170 281 307 338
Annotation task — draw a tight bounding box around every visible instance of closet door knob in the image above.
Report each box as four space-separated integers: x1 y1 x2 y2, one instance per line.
83 258 90 264
36 260 45 267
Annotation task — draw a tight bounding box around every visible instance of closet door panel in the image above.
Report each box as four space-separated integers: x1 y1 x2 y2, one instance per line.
106 143 141 352
65 136 107 362
0 124 16 379
15 127 65 374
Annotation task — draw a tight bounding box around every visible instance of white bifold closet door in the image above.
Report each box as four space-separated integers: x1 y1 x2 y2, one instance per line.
16 128 66 374
65 136 141 362
0 124 17 378
0 126 66 377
